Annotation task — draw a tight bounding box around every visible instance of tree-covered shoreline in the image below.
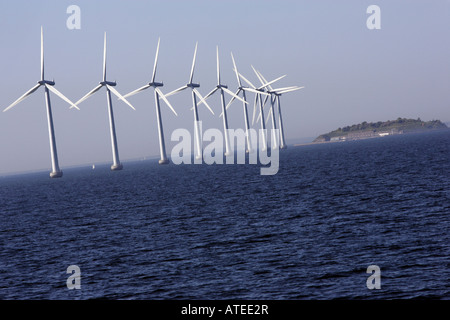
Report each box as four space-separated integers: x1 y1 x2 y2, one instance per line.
314 118 448 142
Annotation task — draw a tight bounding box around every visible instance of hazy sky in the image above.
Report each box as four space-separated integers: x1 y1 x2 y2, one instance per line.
0 0 449 175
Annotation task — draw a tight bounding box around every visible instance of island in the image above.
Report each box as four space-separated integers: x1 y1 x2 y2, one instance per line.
313 118 448 143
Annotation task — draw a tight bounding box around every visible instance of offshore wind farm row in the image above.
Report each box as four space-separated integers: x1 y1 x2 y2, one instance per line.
2 27 304 178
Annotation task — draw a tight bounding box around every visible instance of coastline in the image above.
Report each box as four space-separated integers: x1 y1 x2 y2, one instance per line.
294 127 449 147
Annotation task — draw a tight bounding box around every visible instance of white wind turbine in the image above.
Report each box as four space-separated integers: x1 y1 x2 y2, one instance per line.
254 68 304 149
199 47 248 156
165 42 214 160
3 27 79 178
121 38 177 165
234 67 286 151
75 32 135 171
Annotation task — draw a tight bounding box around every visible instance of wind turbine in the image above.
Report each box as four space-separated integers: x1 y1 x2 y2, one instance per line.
121 38 177 165
165 42 214 160
199 46 248 156
234 67 285 151
254 68 304 149
3 27 79 178
75 32 135 171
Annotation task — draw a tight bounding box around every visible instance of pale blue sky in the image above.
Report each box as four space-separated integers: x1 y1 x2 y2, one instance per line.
0 1 449 175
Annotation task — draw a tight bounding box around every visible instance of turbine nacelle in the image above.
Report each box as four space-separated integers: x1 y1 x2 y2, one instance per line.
100 80 117 87
38 80 55 86
149 81 164 87
187 83 200 88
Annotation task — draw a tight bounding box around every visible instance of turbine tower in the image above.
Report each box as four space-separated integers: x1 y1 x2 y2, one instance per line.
75 32 135 171
3 27 79 178
199 47 248 156
254 69 304 149
122 38 178 165
165 42 214 160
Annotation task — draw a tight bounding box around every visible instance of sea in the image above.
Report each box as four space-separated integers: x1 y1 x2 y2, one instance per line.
0 130 448 300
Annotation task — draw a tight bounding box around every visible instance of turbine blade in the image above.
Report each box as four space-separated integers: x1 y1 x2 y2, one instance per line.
230 52 242 86
151 37 160 83
155 87 177 116
235 70 256 89
257 69 268 82
225 88 240 109
189 42 198 84
107 85 135 110
251 65 266 87
257 74 286 90
276 86 305 94
266 106 273 126
258 95 274 124
45 85 79 110
196 87 218 109
256 108 262 124
223 87 248 104
242 87 270 96
216 46 221 85
41 26 44 81
271 86 297 92
165 85 188 98
3 83 41 112
262 94 270 107
256 69 270 86
220 88 242 117
103 32 107 82
220 98 235 118
252 94 258 125
201 87 218 103
256 70 277 92
75 84 103 105
122 84 151 99
251 66 263 83
256 102 268 124
193 88 214 115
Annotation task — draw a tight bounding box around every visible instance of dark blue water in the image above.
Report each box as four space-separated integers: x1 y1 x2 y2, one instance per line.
0 130 449 299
